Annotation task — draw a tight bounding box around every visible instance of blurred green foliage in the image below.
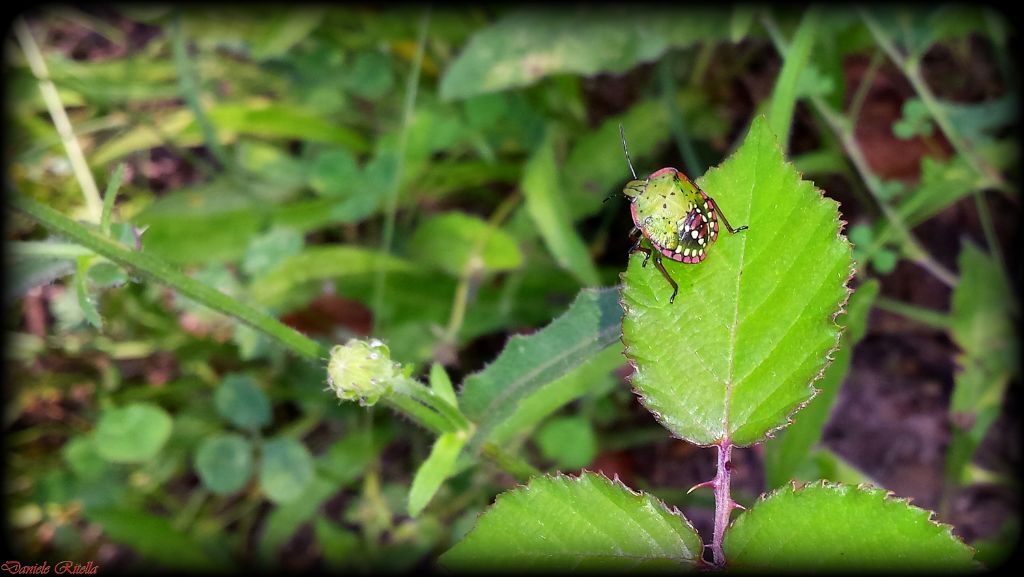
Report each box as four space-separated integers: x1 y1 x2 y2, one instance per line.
6 4 1017 571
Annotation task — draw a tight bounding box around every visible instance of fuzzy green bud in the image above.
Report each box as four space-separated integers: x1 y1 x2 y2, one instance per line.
326 338 399 406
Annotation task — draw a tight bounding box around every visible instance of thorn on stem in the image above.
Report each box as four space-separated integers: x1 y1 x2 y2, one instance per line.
687 480 716 494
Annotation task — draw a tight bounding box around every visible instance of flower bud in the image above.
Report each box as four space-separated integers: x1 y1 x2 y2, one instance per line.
326 338 399 406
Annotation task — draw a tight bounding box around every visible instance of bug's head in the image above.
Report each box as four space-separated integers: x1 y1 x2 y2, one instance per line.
622 179 646 199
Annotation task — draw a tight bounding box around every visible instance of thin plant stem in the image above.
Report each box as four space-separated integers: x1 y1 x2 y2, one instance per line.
14 18 103 222
874 296 951 330
762 7 820 149
972 192 1005 267
861 9 1008 271
10 241 95 259
373 8 430 334
10 192 330 361
170 12 230 167
442 193 521 349
711 440 736 567
398 377 471 432
480 442 541 481
763 14 958 288
860 9 1005 191
847 49 884 127
100 164 125 237
384 395 450 434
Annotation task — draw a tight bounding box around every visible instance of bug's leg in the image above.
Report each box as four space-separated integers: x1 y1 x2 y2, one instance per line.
629 226 641 240
717 207 749 234
629 237 653 268
651 253 679 304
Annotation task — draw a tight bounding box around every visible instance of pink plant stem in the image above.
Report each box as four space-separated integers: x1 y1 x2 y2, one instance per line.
711 439 734 567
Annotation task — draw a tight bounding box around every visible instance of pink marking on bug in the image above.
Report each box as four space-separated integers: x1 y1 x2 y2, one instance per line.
649 167 678 179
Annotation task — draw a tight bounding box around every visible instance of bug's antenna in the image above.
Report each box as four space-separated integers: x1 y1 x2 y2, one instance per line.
619 123 637 180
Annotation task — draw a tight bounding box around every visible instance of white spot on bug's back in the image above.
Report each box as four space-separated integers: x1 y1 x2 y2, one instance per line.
691 230 698 239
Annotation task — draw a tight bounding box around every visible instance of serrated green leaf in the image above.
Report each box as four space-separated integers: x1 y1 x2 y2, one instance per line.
409 212 523 276
441 472 703 571
259 437 314 504
724 482 975 571
522 129 599 286
94 403 173 463
440 8 729 100
75 256 103 329
764 279 879 488
460 288 623 451
194 433 254 495
408 431 468 517
621 116 852 446
946 243 1018 485
214 373 272 431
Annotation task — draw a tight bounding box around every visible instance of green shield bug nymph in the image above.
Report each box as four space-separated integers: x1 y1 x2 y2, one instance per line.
617 125 748 304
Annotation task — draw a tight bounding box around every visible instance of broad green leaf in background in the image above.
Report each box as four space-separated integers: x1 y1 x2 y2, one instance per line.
621 116 853 446
214 373 272 431
808 448 881 486
535 416 597 470
87 508 226 571
260 424 391 569
259 476 348 561
249 8 326 60
315 517 361 569
92 102 368 165
7 246 77 301
440 7 729 100
521 129 599 286
316 425 393 487
764 279 879 488
488 345 623 449
409 212 523 276
945 243 1018 485
441 472 704 571
259 437 315 504
242 226 304 278
724 482 975 570
766 8 819 148
407 431 468 517
194 433 255 495
249 246 418 310
562 100 672 220
459 288 623 451
94 403 174 463
896 155 981 228
63 436 111 481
